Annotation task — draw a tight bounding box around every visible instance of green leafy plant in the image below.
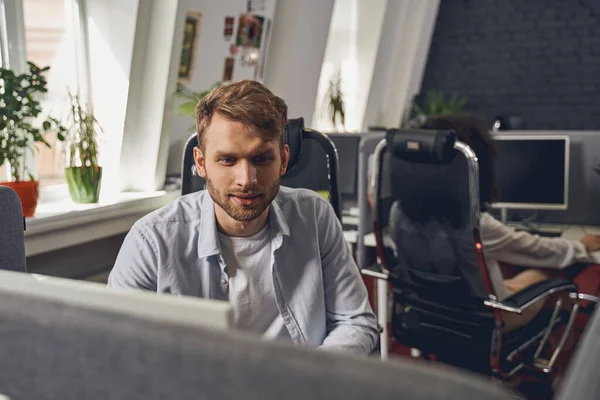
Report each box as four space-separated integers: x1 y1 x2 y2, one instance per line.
0 62 67 181
412 89 468 118
175 81 223 118
324 73 345 131
64 90 103 203
65 91 101 168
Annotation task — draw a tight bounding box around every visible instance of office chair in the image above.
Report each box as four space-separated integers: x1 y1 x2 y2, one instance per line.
368 129 583 380
0 186 27 272
181 118 341 221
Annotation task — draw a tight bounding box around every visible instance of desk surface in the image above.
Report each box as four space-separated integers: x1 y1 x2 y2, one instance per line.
358 224 600 263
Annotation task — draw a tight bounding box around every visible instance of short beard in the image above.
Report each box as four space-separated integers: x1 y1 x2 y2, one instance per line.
206 176 280 222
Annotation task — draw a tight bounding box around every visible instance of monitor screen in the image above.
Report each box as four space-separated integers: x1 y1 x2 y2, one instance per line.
491 135 569 210
328 134 361 196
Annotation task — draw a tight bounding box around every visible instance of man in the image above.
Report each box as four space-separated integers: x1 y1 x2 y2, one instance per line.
109 80 378 354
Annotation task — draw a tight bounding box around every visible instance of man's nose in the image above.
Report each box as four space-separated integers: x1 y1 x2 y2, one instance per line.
235 160 258 187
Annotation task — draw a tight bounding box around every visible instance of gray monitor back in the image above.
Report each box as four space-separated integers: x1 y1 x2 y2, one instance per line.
0 272 519 400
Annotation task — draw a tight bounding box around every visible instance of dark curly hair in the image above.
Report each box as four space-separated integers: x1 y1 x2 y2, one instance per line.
421 113 498 206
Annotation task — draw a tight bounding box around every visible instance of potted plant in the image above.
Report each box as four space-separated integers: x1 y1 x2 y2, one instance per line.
403 89 468 127
174 81 222 127
64 91 103 203
0 62 67 217
323 72 346 132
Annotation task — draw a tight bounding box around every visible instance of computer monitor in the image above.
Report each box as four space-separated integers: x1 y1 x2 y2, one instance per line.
0 271 232 331
491 135 569 210
328 133 361 210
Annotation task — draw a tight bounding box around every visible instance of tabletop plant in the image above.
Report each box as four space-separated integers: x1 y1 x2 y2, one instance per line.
64 90 103 203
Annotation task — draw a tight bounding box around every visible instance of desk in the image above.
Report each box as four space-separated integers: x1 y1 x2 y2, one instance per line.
362 225 600 262
342 215 359 245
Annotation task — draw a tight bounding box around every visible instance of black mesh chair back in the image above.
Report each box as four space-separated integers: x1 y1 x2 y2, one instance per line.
372 129 498 372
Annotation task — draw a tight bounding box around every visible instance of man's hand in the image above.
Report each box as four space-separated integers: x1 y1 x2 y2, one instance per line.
580 234 600 253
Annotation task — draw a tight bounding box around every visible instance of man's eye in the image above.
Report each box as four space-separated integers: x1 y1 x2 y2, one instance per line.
220 158 235 164
254 156 273 164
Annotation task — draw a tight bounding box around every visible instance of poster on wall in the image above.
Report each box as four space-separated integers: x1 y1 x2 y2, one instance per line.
178 11 202 83
223 57 235 81
224 16 235 40
236 14 264 48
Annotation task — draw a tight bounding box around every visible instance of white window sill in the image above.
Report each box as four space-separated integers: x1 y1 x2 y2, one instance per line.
25 188 180 257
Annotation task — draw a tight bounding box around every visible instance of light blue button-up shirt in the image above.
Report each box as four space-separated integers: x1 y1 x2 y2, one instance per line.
108 187 378 354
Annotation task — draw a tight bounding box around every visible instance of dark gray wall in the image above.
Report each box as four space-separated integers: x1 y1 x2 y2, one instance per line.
420 0 600 129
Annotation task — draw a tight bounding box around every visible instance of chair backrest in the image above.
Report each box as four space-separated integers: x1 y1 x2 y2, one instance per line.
180 133 205 195
373 129 491 298
372 129 496 370
0 273 519 400
181 118 341 220
280 118 341 220
0 186 26 272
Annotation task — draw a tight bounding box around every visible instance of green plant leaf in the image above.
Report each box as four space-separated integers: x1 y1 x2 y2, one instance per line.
0 62 67 180
177 101 198 117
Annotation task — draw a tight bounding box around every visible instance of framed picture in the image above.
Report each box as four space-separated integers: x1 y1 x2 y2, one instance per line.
178 11 202 83
235 14 264 48
224 16 235 39
222 57 235 81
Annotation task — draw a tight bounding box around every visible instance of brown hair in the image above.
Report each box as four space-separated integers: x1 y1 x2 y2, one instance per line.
421 113 498 205
195 80 288 150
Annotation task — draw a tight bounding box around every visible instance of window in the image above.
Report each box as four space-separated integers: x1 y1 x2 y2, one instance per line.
3 0 177 200
23 0 81 186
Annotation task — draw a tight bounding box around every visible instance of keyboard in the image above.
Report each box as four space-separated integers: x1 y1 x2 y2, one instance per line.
515 228 563 238
535 230 563 238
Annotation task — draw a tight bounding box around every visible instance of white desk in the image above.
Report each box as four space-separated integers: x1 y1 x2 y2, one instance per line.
361 224 600 262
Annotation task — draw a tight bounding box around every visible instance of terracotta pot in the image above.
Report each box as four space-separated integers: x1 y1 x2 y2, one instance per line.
0 180 39 217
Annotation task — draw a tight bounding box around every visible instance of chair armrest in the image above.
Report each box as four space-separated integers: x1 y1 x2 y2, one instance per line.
485 278 576 314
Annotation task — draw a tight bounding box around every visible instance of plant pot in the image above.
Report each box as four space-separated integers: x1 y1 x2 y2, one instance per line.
65 166 102 203
0 180 39 217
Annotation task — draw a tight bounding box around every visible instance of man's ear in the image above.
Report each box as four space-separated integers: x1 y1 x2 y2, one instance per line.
280 144 290 177
193 146 207 178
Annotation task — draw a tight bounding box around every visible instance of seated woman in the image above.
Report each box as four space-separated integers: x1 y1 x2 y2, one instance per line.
419 113 600 330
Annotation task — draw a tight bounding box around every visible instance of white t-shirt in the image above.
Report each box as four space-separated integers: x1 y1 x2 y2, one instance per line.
218 224 290 341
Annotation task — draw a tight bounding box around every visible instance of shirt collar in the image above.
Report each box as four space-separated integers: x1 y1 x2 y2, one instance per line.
197 193 221 259
268 194 291 238
197 190 291 259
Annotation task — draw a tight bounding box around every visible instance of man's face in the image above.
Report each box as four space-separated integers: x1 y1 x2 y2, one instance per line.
194 113 289 222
